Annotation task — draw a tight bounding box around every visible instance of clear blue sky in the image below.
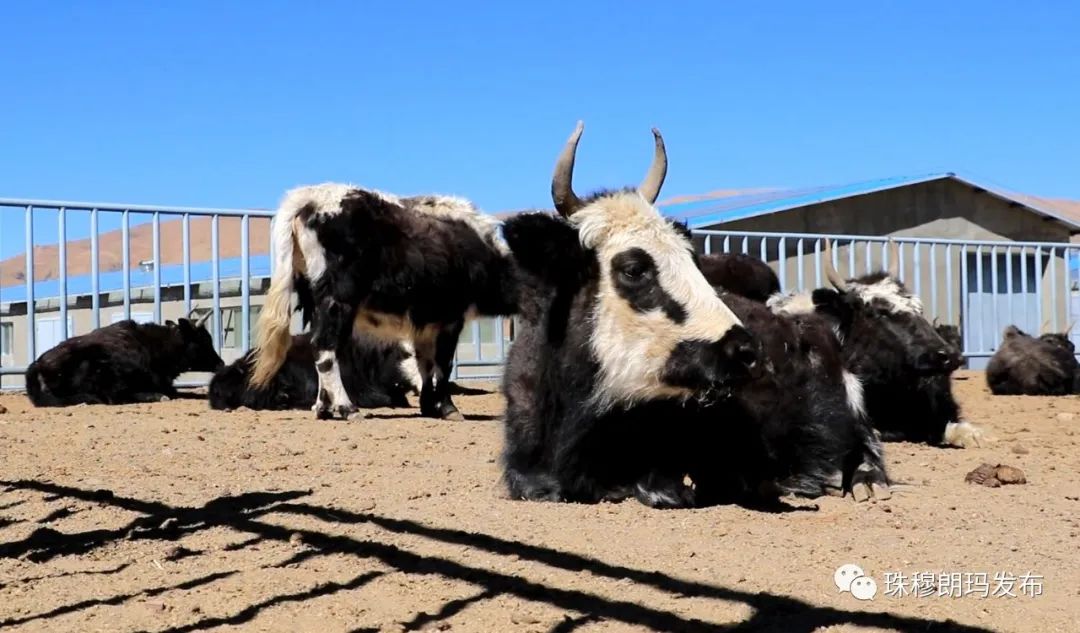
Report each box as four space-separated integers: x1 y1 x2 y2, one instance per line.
1 1 1078 258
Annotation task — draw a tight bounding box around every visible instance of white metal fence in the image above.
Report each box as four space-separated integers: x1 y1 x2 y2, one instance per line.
1 198 1076 387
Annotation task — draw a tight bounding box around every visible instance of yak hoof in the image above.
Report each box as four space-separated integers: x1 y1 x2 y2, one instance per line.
943 421 985 449
422 402 463 421
315 403 357 421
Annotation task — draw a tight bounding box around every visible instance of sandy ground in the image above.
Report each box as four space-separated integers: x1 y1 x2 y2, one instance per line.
0 370 1077 633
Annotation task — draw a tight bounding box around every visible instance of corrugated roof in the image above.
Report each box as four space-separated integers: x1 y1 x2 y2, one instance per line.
660 172 1080 233
0 254 272 304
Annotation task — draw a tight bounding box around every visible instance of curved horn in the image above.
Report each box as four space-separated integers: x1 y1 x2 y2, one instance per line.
638 127 668 204
822 238 849 291
886 239 901 278
1041 319 1051 334
932 316 940 327
551 121 585 217
193 309 212 329
186 303 200 320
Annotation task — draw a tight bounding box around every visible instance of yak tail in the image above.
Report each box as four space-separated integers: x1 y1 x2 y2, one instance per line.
249 192 306 388
24 362 48 406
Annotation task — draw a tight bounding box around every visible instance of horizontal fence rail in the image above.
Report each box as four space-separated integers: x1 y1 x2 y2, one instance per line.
1 196 1077 388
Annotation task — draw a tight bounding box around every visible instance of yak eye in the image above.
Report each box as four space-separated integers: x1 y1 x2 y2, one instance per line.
611 248 656 285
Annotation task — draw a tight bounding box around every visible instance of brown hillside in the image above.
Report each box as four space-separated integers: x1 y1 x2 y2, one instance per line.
0 216 272 287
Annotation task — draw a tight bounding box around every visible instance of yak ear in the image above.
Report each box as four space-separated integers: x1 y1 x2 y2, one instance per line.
811 288 857 337
502 212 591 285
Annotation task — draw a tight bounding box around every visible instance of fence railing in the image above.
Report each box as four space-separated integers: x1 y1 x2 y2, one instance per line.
2 197 1076 386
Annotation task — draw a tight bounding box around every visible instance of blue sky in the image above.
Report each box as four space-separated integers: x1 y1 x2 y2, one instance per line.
1 1 1078 260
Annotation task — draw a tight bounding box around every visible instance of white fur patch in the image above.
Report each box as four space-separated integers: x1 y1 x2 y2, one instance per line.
314 350 353 411
396 340 423 393
570 191 744 408
847 278 923 315
404 195 509 255
767 291 815 316
943 421 984 448
842 370 866 418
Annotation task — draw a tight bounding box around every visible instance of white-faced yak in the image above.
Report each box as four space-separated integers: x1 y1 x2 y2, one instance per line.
501 122 769 509
26 312 223 407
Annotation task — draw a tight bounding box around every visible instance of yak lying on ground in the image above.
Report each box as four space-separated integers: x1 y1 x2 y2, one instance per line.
250 179 518 421
985 325 1079 395
209 332 420 411
768 239 983 448
691 292 890 504
26 312 223 407
502 121 801 509
699 253 780 302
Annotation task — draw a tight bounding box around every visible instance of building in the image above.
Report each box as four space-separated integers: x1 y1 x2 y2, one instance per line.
659 172 1080 368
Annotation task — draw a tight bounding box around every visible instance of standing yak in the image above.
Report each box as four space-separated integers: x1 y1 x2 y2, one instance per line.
249 183 518 421
986 325 1079 395
768 239 984 448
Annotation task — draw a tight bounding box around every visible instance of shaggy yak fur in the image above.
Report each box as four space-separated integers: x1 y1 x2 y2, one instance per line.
26 317 223 407
986 325 1079 395
698 253 781 303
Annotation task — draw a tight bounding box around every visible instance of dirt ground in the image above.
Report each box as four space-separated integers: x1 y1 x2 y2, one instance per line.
1 370 1077 633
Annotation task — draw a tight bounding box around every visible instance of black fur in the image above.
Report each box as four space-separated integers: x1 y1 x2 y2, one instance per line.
209 333 415 411
690 294 888 504
805 275 964 446
25 319 223 407
699 253 781 302
298 189 518 419
986 326 1079 395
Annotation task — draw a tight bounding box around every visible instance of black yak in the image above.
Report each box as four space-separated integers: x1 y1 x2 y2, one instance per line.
26 312 223 407
768 239 983 448
209 333 420 411
699 253 780 302
986 325 1079 395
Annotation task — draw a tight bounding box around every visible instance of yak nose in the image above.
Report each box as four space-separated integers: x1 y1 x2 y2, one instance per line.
719 326 763 379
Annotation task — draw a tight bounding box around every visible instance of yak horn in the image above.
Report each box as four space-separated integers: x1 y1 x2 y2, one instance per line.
551 121 585 217
193 309 212 329
638 128 668 204
822 238 848 291
886 239 901 278
186 303 200 320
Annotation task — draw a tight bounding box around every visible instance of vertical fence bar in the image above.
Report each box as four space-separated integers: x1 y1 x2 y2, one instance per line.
898 241 906 283
946 244 954 326
1035 246 1044 333
90 208 100 330
497 316 506 367
1064 247 1073 338
759 236 766 262
959 245 968 355
990 246 999 345
864 241 872 275
777 236 787 291
814 239 822 287
122 210 131 321
703 235 712 256
881 241 889 276
722 235 730 254
741 236 748 255
25 205 36 361
975 246 984 352
472 320 482 367
929 244 937 320
152 212 162 324
912 242 921 298
211 215 221 350
1020 246 1029 298
58 207 68 340
182 214 191 315
796 238 804 291
846 239 855 278
1050 247 1058 332
1005 247 1014 331
241 215 251 352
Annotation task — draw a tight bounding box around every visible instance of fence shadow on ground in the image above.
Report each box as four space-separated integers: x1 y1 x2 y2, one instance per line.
0 479 995 633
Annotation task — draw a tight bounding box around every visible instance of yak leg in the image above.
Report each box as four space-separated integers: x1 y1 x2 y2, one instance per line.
415 321 464 420
311 296 357 420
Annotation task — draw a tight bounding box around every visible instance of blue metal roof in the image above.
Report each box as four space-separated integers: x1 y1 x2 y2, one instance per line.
0 254 272 304
661 172 1080 232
